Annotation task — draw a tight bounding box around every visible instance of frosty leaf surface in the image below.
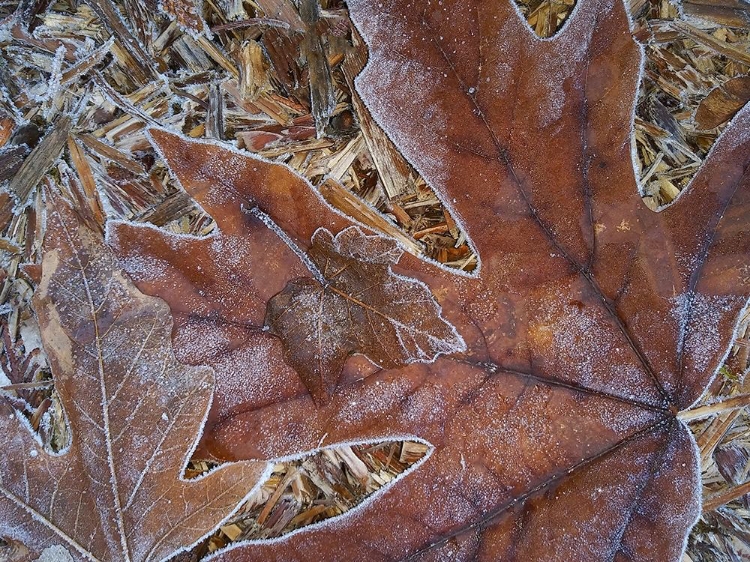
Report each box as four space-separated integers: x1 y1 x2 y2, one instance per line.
205 358 694 562
0 193 265 562
109 0 750 560
347 0 750 409
109 129 462 409
265 226 465 404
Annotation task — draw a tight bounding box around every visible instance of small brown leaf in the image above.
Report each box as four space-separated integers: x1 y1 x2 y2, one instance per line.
107 128 350 417
110 130 463 407
0 192 265 561
266 226 464 403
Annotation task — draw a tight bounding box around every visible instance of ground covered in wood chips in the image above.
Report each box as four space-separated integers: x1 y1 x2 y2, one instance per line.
0 0 749 560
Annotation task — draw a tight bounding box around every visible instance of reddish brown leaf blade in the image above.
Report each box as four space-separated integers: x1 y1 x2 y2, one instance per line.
108 213 301 330
206 359 682 561
0 193 265 561
147 128 351 246
349 0 642 266
204 357 662 461
457 422 698 562
97 1 749 558
265 227 465 404
659 114 750 407
393 257 670 407
595 109 750 409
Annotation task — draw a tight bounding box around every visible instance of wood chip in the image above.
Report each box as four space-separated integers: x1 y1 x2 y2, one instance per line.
8 117 71 204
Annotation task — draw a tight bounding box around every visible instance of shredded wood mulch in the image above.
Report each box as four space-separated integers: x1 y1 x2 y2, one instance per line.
0 0 749 559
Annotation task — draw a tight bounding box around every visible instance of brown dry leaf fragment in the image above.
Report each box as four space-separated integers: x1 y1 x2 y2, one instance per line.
159 0 210 36
0 192 265 561
265 226 464 404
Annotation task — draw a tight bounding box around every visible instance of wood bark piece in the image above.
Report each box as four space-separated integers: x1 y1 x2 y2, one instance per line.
681 0 750 27
84 0 162 80
255 0 305 33
0 146 30 183
66 136 106 231
76 133 146 176
299 0 336 137
317 178 422 255
8 116 71 204
671 20 750 66
695 76 750 130
342 29 415 200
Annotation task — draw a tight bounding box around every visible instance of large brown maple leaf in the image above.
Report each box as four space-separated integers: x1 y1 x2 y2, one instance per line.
108 0 750 559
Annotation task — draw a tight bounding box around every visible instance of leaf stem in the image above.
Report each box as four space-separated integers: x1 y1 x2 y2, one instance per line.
244 206 326 284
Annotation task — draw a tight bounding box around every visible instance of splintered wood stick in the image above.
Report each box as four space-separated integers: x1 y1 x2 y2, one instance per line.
703 480 750 513
678 394 750 421
8 116 71 203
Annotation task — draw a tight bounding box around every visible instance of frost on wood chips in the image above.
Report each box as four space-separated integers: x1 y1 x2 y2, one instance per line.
0 0 749 561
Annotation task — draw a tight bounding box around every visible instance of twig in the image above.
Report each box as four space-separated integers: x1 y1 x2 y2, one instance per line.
211 18 291 32
703 480 750 512
1 381 54 391
677 394 750 421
